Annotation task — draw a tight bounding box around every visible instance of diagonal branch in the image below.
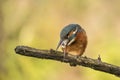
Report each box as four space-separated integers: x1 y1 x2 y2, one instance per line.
15 46 120 77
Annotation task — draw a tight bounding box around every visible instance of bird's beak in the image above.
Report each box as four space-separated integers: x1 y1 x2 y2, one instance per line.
56 39 63 51
56 39 69 51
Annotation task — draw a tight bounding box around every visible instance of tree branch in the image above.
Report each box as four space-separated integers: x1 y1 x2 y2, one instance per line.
15 46 120 77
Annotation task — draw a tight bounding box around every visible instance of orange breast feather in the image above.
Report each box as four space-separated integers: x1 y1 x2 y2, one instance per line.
63 29 87 56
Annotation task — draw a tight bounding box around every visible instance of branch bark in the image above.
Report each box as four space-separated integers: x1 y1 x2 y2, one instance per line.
15 46 120 77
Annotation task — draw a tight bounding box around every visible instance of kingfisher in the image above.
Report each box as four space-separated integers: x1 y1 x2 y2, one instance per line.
56 24 87 58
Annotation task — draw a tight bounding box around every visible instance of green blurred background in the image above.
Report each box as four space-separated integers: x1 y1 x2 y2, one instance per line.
0 0 120 80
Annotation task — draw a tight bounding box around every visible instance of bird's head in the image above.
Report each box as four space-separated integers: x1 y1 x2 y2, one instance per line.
56 24 82 50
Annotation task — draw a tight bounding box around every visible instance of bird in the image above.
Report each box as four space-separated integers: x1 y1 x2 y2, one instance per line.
56 24 87 58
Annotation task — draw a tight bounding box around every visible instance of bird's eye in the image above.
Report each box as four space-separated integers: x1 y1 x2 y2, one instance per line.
67 34 69 38
64 35 69 39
